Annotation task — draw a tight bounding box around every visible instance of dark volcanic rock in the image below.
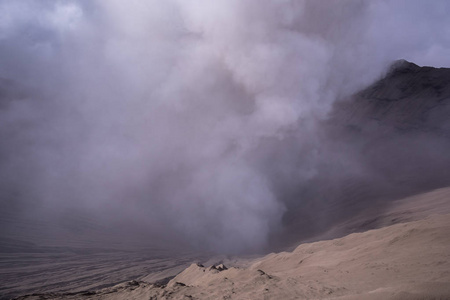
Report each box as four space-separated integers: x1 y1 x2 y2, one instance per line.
334 60 450 135
277 60 450 249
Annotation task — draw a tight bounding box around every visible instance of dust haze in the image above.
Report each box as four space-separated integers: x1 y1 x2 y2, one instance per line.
1 0 450 253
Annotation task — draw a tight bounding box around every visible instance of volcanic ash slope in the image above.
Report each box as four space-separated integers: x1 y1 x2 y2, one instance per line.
40 210 450 299
150 214 450 299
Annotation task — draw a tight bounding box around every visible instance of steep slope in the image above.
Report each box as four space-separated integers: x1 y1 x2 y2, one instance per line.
20 195 450 300
277 60 450 248
333 59 450 135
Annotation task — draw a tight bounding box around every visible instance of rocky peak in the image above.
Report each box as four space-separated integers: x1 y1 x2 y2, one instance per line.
387 59 420 75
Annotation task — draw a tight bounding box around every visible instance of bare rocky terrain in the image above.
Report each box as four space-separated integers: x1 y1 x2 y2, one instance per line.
272 60 450 248
2 60 450 299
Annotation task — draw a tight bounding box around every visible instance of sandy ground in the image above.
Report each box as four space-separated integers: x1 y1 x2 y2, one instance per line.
14 187 450 300
308 186 450 244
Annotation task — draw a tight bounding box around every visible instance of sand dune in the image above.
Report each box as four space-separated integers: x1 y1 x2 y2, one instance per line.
15 188 450 300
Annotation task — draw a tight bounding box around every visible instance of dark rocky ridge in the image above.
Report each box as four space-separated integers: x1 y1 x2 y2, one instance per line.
276 60 450 249
334 59 450 135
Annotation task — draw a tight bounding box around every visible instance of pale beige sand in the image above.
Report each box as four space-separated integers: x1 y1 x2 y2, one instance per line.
23 214 449 299
16 188 450 299
309 186 450 244
159 213 450 299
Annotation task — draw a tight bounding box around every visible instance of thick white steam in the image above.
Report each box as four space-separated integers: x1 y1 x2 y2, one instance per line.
1 0 450 252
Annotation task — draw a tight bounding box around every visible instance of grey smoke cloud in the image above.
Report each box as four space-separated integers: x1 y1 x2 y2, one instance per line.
1 0 450 253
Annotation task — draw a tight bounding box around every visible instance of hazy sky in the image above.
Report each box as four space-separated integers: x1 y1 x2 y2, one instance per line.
1 0 450 253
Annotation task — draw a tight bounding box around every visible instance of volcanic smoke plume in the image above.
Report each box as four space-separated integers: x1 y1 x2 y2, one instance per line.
1 0 450 253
